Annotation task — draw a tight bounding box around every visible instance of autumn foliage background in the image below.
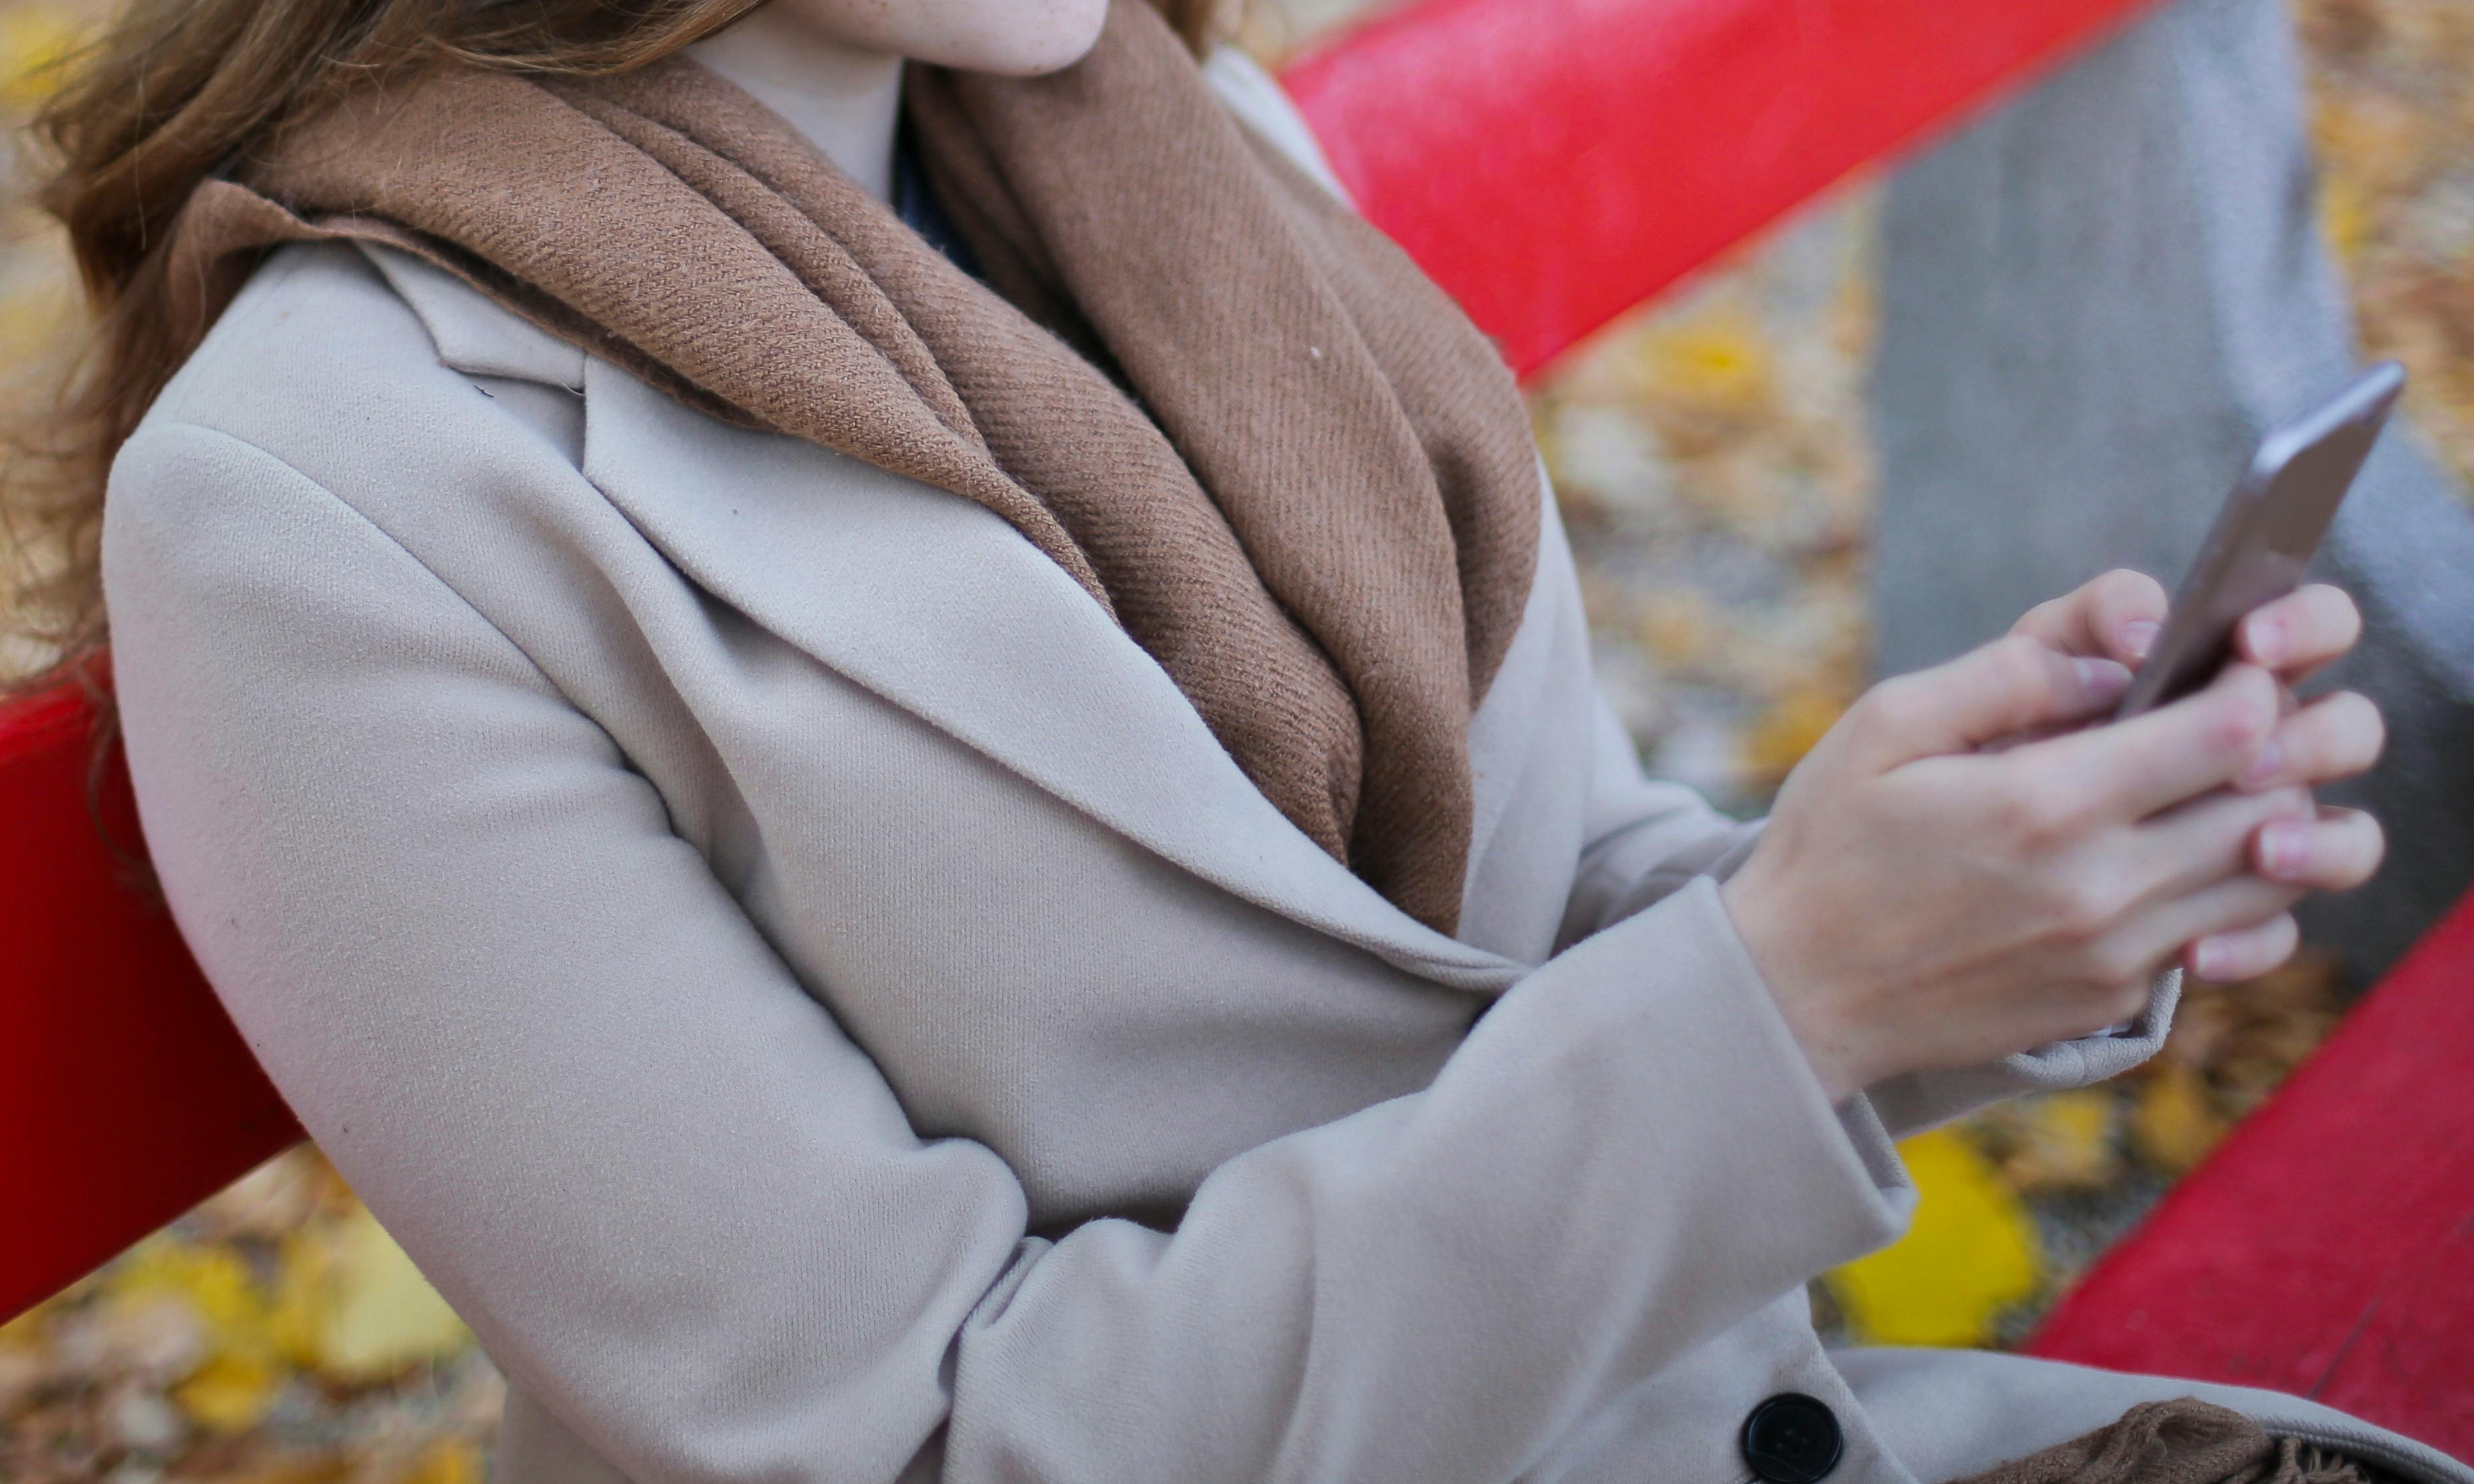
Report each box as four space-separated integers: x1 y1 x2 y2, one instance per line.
5 0 2473 1479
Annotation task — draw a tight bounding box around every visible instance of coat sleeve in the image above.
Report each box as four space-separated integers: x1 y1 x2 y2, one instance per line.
1557 693 1767 950
105 418 1910 1484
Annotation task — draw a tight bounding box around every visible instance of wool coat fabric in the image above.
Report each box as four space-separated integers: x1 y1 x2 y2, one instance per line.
101 47 2470 1484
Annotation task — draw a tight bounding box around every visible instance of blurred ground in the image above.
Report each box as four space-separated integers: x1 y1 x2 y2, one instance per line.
3 0 2471 1477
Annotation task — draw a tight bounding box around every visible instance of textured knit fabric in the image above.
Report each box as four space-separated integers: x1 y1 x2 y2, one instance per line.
1960 1402 2375 1484
156 0 1541 933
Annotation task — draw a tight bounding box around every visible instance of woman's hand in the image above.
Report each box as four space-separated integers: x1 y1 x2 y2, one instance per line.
1721 571 2385 1104
2009 571 2386 980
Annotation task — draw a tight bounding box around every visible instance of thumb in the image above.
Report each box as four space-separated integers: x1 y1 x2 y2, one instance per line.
1848 635 2130 771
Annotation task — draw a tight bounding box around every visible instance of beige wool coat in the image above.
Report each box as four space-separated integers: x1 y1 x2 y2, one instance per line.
102 50 2469 1484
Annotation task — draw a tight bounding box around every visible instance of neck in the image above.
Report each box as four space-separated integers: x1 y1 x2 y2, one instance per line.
687 10 904 203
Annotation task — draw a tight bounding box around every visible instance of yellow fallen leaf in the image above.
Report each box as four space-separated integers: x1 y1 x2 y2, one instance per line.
274 1206 470 1384
103 1237 295 1424
174 1349 284 1432
2320 172 2373 267
1629 309 1773 416
0 5 82 111
1633 589 1722 667
1826 1128 2042 1347
107 1239 273 1351
1980 1090 2121 1196
216 1454 355 1484
397 1439 488 1484
2130 1061 2229 1175
1739 684 1846 785
0 1296 41 1347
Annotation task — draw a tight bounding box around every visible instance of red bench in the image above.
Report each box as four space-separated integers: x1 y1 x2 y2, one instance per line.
2027 888 2474 1457
29 1 2467 1465
0 668 298 1321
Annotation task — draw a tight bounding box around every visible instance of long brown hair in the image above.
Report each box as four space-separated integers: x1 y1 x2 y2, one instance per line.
1 0 1223 695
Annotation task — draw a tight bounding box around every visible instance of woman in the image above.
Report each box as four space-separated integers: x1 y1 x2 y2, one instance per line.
13 0 2450 1477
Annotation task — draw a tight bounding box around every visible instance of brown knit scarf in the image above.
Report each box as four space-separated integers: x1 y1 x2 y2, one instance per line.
158 0 1542 935
1956 1402 2383 1484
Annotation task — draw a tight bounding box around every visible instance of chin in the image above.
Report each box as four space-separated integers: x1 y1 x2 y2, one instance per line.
919 0 1114 76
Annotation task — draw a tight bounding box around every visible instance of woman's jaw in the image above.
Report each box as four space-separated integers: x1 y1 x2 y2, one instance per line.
690 0 1110 202
756 0 1112 76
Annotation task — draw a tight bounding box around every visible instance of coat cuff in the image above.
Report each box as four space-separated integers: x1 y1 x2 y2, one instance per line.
1859 968 2183 1139
1576 876 1916 1255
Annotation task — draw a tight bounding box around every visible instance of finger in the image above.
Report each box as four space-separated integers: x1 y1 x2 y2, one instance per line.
2254 805 2386 892
2187 911 2301 983
2235 690 2385 791
2018 661 2280 823
2123 783 2316 901
2011 569 2170 666
2235 583 2361 683
2101 874 2306 982
1852 635 2130 770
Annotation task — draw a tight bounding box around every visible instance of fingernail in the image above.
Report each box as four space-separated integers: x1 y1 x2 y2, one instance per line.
2245 614 2286 667
2120 619 2160 661
2192 937 2227 981
2074 656 2130 701
2238 738 2284 788
2261 821 2310 880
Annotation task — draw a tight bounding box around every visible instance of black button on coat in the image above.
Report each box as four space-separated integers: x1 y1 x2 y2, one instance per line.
1741 1393 1844 1484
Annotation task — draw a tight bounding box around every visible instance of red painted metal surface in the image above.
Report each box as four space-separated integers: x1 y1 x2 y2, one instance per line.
0 675 303 1322
1283 0 2165 379
2027 889 2474 1459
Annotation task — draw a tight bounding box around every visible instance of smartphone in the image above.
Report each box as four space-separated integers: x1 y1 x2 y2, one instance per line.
2112 361 2406 720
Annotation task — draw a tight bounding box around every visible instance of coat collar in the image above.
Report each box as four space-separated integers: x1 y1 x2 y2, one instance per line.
356 76 1528 990
571 357 1524 988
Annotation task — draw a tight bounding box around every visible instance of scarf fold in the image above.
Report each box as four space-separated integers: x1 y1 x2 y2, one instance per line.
158 0 1541 934
1956 1401 2381 1484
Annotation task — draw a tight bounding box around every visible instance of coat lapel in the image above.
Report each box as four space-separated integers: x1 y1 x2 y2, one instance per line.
578 360 1523 990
